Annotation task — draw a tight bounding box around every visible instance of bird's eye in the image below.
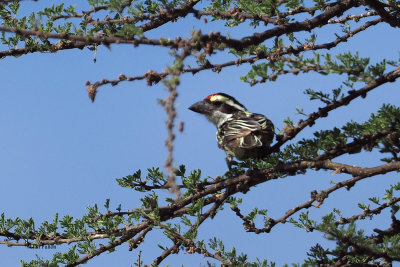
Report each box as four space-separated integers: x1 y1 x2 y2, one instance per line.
220 103 237 114
210 100 223 106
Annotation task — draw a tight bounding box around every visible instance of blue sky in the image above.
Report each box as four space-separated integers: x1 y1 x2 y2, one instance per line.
1 1 400 266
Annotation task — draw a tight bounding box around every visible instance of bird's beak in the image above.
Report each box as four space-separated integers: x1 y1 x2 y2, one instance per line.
188 100 212 115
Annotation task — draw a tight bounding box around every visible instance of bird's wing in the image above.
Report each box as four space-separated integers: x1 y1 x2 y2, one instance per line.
250 113 274 135
220 116 264 149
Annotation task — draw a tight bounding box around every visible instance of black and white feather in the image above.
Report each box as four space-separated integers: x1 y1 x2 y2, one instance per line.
189 93 274 168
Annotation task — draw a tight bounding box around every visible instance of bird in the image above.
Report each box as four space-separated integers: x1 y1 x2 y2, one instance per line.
189 93 274 169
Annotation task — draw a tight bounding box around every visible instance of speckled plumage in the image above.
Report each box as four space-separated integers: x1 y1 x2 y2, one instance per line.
189 93 274 168
217 111 274 161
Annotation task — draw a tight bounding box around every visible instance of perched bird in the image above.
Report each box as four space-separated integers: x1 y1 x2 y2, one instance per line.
189 93 274 169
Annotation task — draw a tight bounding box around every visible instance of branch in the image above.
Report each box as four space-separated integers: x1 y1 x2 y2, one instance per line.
271 66 400 152
158 223 225 264
371 215 400 244
160 53 185 195
337 197 400 225
0 0 359 58
363 0 400 27
65 222 151 267
328 10 377 24
325 226 400 262
128 227 152 251
87 16 380 94
315 129 395 161
0 220 150 247
0 231 115 247
231 160 400 233
153 192 231 266
3 155 398 248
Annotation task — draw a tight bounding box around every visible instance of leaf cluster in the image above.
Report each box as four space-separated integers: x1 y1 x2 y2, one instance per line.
281 104 400 162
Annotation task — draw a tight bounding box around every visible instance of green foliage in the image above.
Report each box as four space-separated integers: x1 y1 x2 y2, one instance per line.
245 207 268 224
298 181 400 265
383 182 400 202
208 237 276 266
281 104 400 162
304 243 332 266
59 215 87 237
116 168 167 191
8 1 20 15
229 197 242 209
1 0 400 266
304 86 344 104
21 245 80 266
241 51 399 88
289 211 316 232
207 0 302 28
181 169 202 196
38 4 66 17
206 0 233 12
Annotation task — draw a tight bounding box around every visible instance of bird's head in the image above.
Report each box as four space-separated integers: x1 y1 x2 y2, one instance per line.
189 93 247 127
